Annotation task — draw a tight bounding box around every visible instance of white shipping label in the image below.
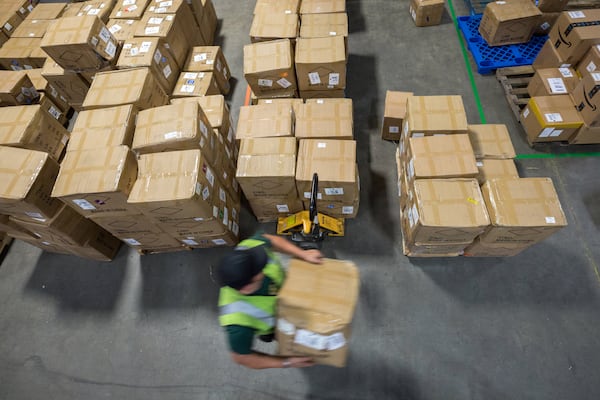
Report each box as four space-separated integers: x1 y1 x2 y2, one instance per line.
123 0 136 5
258 79 273 87
560 63 572 68
155 6 167 12
126 4 138 12
231 222 240 236
109 24 122 33
4 22 13 31
180 85 195 93
276 204 290 213
141 42 152 54
412 133 425 137
550 129 563 137
163 65 171 78
212 239 227 245
277 319 295 335
194 53 207 62
342 206 354 214
49 106 61 120
539 128 555 138
126 19 135 25
540 22 550 31
148 17 164 25
476 161 484 167
308 72 321 85
324 187 344 195
545 216 557 224
25 212 43 219
202 187 210 200
326 332 346 350
304 192 323 200
559 67 573 78
213 206 219 218
91 36 99 47
592 72 600 82
73 199 97 210
129 47 139 56
277 78 292 88
166 15 174 21
545 113 563 123
294 329 327 350
329 31 337 36
523 107 530 119
205 167 215 186
184 72 198 79
123 238 141 246
568 11 585 18
316 99 324 104
195 182 202 195
164 131 180 140
124 43 133 49
547 78 567 94
27 5 34 12
317 142 327 148
223 207 229 225
88 8 101 15
182 239 199 246
389 126 399 133
145 26 160 35
264 99 273 103
219 188 226 202
328 73 340 86
586 61 597 73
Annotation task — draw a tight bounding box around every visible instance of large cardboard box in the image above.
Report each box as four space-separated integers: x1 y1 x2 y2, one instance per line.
478 0 541 46
533 39 571 70
254 0 300 14
295 99 353 140
41 60 90 105
119 231 184 251
475 159 519 185
0 7 24 38
40 16 118 71
527 67 579 97
26 3 67 20
520 95 583 142
549 9 600 64
0 213 35 239
0 70 38 106
0 37 48 70
257 97 303 117
236 137 298 199
0 147 62 221
300 12 348 40
405 179 490 244
132 102 215 164
243 39 297 97
248 195 303 222
568 122 600 144
128 149 218 222
68 105 138 152
117 36 180 94
276 258 359 368
537 0 570 13
144 0 203 48
571 71 600 127
302 196 360 219
467 124 516 159
82 67 169 110
52 145 140 217
463 237 532 257
134 12 191 68
0 105 69 161
236 104 294 141
296 139 358 203
480 178 567 245
171 71 221 98
61 0 115 22
250 12 298 43
299 89 345 100
400 210 470 257
576 44 600 79
406 135 478 180
90 213 164 237
106 18 139 45
61 225 122 261
12 19 52 39
409 0 445 27
110 0 150 19
295 36 346 92
299 0 346 14
38 94 68 126
404 95 468 136
382 91 413 141
183 46 231 95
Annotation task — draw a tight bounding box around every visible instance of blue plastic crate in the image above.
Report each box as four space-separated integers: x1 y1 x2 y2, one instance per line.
457 14 547 74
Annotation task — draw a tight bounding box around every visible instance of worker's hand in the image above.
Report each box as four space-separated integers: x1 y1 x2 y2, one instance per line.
302 249 324 264
284 357 315 368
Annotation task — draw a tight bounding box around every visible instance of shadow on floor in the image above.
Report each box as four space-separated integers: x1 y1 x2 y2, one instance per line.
347 0 366 34
584 192 600 229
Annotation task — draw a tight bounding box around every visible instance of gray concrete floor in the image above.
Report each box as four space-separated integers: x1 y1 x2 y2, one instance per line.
2 0 600 399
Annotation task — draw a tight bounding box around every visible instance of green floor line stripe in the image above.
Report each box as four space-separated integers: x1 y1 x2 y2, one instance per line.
447 0 487 124
516 152 600 159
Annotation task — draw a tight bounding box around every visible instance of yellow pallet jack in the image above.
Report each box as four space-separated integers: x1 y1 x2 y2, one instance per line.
276 173 344 249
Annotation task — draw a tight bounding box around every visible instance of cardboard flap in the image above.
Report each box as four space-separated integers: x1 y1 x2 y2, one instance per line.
0 147 48 200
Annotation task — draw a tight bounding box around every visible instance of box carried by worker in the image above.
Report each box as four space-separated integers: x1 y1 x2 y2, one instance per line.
276 258 360 367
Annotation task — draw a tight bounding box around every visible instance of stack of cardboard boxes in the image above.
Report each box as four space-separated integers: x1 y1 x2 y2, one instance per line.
394 95 567 257
526 8 600 144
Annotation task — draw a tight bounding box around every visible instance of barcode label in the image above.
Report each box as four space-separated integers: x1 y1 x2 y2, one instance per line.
328 73 340 86
194 53 207 62
308 72 321 85
547 78 567 94
545 113 563 123
123 238 141 246
324 188 344 195
73 199 96 210
277 78 292 88
276 204 290 212
258 79 273 87
182 239 198 246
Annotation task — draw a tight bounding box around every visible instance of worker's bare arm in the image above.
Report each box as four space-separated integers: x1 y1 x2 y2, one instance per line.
231 352 315 369
263 234 323 264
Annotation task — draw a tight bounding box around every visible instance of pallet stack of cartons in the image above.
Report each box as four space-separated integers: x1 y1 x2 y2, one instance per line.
528 8 600 144
0 0 36 49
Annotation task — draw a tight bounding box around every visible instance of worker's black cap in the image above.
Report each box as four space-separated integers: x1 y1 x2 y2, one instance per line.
217 245 268 289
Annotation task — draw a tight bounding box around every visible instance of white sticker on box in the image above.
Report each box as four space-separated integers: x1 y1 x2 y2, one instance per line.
116 11 123 17
558 68 573 78
326 332 346 350
161 1 174 8
148 17 164 25
164 131 180 140
109 24 122 34
329 31 337 36
548 78 567 94
145 26 160 35
277 78 292 88
264 99 273 104
276 204 290 213
124 0 136 5
194 53 207 62
317 142 327 148
205 167 215 186
587 62 597 73
88 8 101 16
184 72 198 79
126 19 135 25
212 206 219 218
550 129 563 137
324 188 344 195
389 126 399 133
231 221 239 236
304 192 323 200
180 85 195 93
156 6 167 12
545 113 563 123
91 36 99 47
194 217 205 221
277 319 295 335
539 128 555 138
124 43 133 49
126 4 138 12
210 239 225 245
592 72 600 82
258 79 273 87
342 206 354 214
123 238 141 246
560 63 572 68
219 188 226 202
294 329 327 350
285 9 292 14
223 207 229 225
523 107 530 119
139 42 151 54
25 212 43 219
202 186 210 200
182 239 199 246
27 4 34 12
195 182 202 195
412 133 425 137
568 11 585 18
61 135 68 145
328 73 340 86
308 72 321 85
476 161 484 167
19 7 25 14
163 65 171 78
166 15 174 21
73 199 96 210
49 106 61 120
545 216 556 224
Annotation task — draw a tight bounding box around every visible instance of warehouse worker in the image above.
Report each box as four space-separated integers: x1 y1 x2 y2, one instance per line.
217 232 323 369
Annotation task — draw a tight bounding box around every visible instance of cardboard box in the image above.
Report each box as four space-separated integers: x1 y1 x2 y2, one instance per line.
41 60 90 105
568 122 600 144
61 225 122 261
145 0 203 48
82 67 169 110
299 89 345 99
475 159 519 185
249 195 303 222
61 0 115 22
44 83 72 114
171 71 221 98
38 95 68 126
406 135 478 180
549 9 600 64
12 19 52 38
296 139 358 203
533 39 571 70
571 71 600 126
119 230 184 250
463 236 532 257
520 95 583 142
409 0 445 27
254 0 300 14
134 12 191 68
68 105 138 152
295 36 346 92
400 211 470 256
236 104 294 141
0 213 35 239
117 36 180 94
183 46 231 94
26 3 67 20
382 91 413 141
405 179 490 244
24 68 47 92
302 196 360 219
0 30 10 49
527 67 579 97
405 95 468 135
537 0 570 13
534 12 561 36
106 18 139 45
0 105 69 161
467 124 516 159
480 178 568 245
300 12 348 40
0 37 47 70
90 213 164 236
0 7 23 38
257 97 303 116
132 102 215 164
295 99 353 140
250 12 298 43
478 0 541 46
236 137 298 199
0 70 38 106
110 0 150 19
40 16 118 71
0 147 62 221
128 149 218 222
276 258 359 368
52 145 140 217
243 39 297 97
299 0 346 14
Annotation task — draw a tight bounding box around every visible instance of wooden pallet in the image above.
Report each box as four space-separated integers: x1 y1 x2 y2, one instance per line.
496 65 535 121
